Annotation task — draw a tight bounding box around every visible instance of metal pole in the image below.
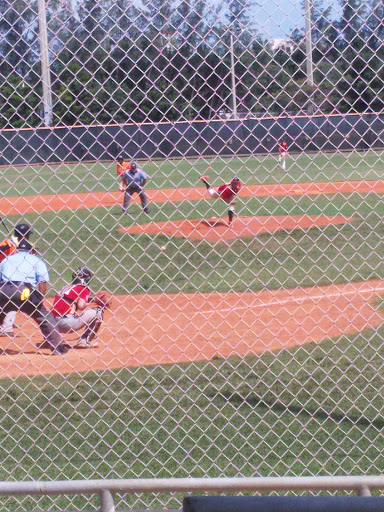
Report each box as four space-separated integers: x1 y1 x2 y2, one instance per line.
230 33 237 119
304 0 315 115
100 489 115 512
37 0 53 126
358 485 372 497
0 476 383 496
304 0 314 87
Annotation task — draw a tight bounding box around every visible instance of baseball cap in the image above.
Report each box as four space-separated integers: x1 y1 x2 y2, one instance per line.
14 223 33 238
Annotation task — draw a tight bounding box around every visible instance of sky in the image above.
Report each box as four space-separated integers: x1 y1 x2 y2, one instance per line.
253 0 305 38
253 0 339 39
64 0 339 42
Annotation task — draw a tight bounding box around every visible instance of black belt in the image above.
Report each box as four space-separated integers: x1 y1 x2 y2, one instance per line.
5 281 31 287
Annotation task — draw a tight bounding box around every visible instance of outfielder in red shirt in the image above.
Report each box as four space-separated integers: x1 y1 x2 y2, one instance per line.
52 267 104 349
278 140 288 170
200 175 242 226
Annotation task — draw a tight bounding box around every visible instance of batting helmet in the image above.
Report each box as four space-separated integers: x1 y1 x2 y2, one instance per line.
231 177 241 192
117 155 124 163
14 223 33 239
131 162 137 170
72 267 93 285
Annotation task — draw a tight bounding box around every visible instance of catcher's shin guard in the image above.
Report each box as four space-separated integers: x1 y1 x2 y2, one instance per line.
228 206 235 225
81 307 104 342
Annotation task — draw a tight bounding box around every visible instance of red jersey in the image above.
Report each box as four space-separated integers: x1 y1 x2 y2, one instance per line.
117 161 132 177
0 238 17 263
217 184 238 204
279 141 288 154
52 284 90 317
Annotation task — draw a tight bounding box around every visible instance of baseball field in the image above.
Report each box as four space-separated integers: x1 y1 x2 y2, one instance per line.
1 150 384 510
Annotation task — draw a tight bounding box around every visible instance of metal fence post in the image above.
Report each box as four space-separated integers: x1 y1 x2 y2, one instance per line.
100 489 115 512
358 485 371 497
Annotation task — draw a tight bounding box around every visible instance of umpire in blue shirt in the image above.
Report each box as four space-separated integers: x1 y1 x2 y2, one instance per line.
121 162 150 214
0 240 68 355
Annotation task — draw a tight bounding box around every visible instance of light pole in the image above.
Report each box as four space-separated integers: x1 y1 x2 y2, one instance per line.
37 0 53 126
304 0 314 86
304 0 315 114
230 32 238 119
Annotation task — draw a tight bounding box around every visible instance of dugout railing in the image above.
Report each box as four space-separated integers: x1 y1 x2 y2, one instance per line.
1 476 384 512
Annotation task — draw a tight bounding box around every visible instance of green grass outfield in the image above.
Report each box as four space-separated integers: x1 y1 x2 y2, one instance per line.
2 149 384 196
1 150 384 509
2 150 384 295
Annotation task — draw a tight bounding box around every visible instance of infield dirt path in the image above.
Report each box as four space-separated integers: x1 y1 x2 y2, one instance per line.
0 180 383 378
1 279 384 378
0 179 384 215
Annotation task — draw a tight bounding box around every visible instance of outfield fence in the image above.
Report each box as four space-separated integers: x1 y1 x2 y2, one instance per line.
1 113 384 166
1 0 384 511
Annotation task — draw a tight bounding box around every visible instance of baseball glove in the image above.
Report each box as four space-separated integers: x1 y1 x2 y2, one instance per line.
94 290 114 309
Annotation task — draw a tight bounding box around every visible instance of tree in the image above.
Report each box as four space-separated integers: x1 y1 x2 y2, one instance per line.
0 0 37 79
0 74 41 128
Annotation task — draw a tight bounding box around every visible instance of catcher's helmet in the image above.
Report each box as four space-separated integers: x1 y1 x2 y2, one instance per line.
14 223 33 239
231 176 241 192
72 267 93 285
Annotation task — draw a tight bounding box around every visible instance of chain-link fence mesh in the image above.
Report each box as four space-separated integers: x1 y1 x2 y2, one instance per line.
1 0 384 510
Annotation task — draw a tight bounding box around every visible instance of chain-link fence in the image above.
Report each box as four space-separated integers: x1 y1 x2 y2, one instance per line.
1 0 384 510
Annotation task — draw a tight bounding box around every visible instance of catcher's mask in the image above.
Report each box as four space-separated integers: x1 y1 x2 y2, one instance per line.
14 223 33 239
72 267 93 285
231 177 241 192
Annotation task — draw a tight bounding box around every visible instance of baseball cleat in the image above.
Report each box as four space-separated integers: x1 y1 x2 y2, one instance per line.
75 337 99 349
36 340 52 350
51 344 70 355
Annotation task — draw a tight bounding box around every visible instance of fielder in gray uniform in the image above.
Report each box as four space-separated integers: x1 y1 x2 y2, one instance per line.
0 240 67 355
120 162 150 214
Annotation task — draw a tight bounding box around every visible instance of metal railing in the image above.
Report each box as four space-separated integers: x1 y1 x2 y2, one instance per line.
0 476 383 512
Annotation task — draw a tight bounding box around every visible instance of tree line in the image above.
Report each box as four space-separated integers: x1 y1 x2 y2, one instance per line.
0 0 383 128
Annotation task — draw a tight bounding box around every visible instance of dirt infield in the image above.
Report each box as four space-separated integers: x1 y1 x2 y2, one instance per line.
120 215 353 242
1 180 384 215
1 279 383 378
0 180 383 378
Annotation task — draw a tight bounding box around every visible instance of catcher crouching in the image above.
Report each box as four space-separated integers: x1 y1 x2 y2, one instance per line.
52 267 113 349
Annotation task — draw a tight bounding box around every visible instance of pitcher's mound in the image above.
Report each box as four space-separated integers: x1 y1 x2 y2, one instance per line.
120 215 353 242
